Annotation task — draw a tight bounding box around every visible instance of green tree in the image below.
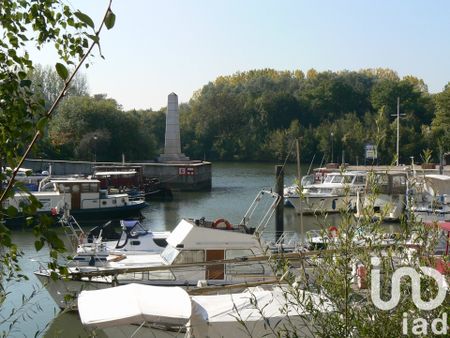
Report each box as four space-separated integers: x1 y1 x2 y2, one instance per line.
0 0 115 334
29 64 88 110
431 83 450 151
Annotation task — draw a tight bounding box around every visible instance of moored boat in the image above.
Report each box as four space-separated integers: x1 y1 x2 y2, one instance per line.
4 177 148 226
356 170 408 221
34 190 284 309
287 171 367 215
410 174 450 223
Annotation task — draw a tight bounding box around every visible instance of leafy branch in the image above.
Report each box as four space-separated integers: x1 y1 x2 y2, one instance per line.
0 1 115 205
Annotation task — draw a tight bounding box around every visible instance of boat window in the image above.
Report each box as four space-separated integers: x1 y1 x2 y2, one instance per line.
355 176 366 184
147 270 176 280
72 184 80 193
330 175 344 184
391 175 407 194
81 183 90 193
324 176 334 183
301 175 314 186
130 240 140 246
161 246 180 264
117 271 175 281
225 249 264 275
173 250 205 264
435 231 449 255
59 184 70 192
374 174 388 185
367 174 388 193
343 175 354 184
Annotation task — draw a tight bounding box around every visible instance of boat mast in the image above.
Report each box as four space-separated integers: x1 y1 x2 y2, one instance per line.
396 97 400 166
296 138 304 244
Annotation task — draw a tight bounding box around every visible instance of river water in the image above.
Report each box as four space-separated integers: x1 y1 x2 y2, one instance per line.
2 162 346 337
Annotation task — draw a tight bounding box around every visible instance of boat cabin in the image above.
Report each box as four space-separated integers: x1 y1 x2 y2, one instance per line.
366 171 408 195
159 219 267 280
306 171 367 195
40 179 130 210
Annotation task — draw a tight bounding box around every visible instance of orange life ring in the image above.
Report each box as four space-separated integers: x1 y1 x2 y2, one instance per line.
328 226 339 237
212 218 233 230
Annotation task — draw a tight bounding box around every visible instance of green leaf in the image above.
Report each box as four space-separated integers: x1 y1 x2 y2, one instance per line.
37 117 48 132
6 206 18 218
34 240 44 251
20 79 32 87
87 34 99 44
105 9 116 30
55 63 69 80
74 11 95 29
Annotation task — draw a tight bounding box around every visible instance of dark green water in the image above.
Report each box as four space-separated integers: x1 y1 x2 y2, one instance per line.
1 162 346 337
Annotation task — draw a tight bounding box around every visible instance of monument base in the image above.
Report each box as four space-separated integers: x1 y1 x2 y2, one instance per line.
158 153 190 163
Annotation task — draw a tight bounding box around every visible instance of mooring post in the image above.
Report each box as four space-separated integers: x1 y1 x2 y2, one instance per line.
275 165 284 241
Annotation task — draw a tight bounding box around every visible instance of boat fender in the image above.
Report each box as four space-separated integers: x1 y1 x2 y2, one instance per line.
328 226 339 237
79 233 85 244
212 218 233 230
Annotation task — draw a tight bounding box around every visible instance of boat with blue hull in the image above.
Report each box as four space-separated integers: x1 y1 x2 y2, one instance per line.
3 177 148 227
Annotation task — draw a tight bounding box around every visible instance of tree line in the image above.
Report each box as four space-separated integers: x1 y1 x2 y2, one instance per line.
33 66 450 165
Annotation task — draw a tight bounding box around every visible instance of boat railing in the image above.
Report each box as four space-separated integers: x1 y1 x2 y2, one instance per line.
59 211 86 252
240 190 281 236
262 231 301 250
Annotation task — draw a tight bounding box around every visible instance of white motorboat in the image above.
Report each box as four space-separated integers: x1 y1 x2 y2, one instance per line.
283 174 315 207
78 283 333 338
410 174 450 223
62 215 170 267
287 171 367 215
35 190 284 309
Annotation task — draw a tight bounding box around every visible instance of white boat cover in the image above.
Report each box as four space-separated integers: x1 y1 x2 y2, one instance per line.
79 284 333 337
187 287 325 338
78 283 191 329
424 175 450 195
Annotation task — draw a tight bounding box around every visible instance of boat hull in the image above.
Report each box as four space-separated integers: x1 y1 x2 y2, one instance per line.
35 269 272 310
4 201 148 228
288 194 360 215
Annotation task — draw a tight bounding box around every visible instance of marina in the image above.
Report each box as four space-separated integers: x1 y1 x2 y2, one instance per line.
1 1 450 337
6 161 443 337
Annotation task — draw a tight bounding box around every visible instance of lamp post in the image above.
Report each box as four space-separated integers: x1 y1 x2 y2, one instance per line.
93 135 98 162
330 132 334 163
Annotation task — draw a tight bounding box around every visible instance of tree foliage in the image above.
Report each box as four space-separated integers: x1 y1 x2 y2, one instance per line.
47 95 159 161
176 68 438 164
29 67 445 166
0 1 115 333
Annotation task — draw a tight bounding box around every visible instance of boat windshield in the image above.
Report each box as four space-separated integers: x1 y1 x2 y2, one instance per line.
301 174 315 186
324 175 344 184
160 245 179 264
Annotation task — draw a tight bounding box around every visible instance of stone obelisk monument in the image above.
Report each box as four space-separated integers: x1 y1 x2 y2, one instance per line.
159 92 189 162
